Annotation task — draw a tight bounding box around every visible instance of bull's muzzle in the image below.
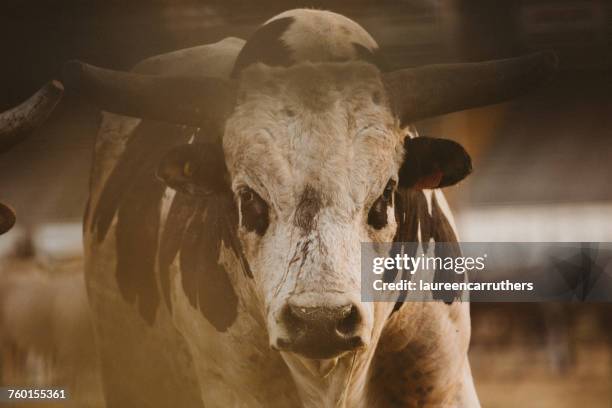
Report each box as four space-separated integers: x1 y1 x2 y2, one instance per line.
274 294 368 359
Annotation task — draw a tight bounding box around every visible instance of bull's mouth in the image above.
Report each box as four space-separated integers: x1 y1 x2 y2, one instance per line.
276 331 365 360
296 356 343 378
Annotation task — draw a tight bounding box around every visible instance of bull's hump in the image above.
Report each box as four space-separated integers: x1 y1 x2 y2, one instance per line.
231 9 386 78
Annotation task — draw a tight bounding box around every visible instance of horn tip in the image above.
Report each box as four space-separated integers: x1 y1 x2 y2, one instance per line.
50 79 65 92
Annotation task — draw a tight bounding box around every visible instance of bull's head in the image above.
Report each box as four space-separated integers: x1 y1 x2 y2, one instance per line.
16 52 556 359
167 62 481 360
155 53 555 359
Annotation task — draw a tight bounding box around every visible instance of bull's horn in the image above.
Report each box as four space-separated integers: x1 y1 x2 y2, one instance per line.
0 202 16 235
62 61 236 128
0 80 64 154
383 51 558 125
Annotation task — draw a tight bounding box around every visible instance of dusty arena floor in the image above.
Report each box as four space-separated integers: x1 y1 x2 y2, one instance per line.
473 343 611 407
470 304 611 407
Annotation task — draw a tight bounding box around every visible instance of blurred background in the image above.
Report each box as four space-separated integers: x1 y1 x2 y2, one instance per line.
0 1 611 407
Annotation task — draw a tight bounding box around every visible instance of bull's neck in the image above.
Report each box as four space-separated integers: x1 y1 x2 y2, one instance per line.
279 349 375 408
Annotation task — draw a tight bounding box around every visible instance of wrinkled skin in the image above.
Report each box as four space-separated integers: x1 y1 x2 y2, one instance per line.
224 62 402 351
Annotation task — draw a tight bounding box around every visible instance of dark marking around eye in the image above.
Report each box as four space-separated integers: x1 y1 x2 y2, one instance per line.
294 185 322 232
240 188 269 235
368 180 395 230
368 197 388 229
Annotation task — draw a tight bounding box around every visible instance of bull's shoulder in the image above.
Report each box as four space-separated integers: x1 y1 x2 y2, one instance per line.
134 37 246 77
367 302 471 407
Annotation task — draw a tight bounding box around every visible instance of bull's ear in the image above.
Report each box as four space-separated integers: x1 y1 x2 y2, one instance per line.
398 137 472 190
156 143 228 195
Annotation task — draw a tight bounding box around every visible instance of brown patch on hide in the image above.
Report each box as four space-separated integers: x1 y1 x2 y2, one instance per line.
391 190 462 311
115 173 163 324
231 17 295 78
91 120 192 324
159 186 247 327
91 121 191 242
431 194 462 304
390 190 432 312
179 195 239 332
90 119 243 326
431 194 457 242
156 135 247 327
368 339 456 407
158 192 199 311
294 185 322 232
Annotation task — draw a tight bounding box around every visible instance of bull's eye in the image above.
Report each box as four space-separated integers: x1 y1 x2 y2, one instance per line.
367 179 396 230
382 180 395 202
239 187 269 235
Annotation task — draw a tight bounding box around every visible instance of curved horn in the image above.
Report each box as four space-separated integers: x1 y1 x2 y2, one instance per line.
383 51 558 125
62 61 236 128
0 80 64 154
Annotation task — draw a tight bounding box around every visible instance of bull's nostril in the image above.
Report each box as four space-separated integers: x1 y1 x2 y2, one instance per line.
279 300 365 358
336 305 361 336
347 336 365 348
282 304 304 332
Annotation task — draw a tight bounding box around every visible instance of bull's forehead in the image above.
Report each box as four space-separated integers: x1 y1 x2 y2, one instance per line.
223 62 403 218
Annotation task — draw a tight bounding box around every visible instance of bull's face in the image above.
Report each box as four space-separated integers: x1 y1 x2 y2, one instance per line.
158 62 474 359
224 63 403 359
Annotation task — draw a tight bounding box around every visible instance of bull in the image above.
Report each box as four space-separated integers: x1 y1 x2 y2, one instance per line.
1 9 556 408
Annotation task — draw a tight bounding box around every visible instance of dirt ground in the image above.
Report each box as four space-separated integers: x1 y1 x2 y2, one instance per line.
470 304 611 407
472 343 611 407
